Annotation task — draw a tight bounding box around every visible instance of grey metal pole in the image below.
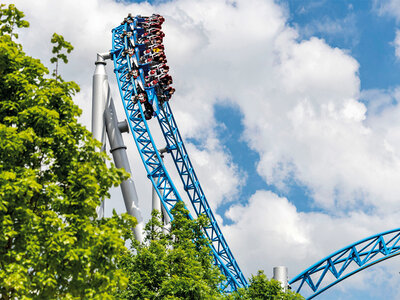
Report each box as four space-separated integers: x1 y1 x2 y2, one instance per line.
151 177 161 213
104 99 144 242
92 52 111 218
152 175 170 234
273 266 288 292
92 53 111 148
161 203 171 234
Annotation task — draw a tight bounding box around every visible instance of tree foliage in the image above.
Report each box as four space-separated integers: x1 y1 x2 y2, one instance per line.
116 203 304 300
50 32 74 79
0 4 29 40
229 271 304 300
116 202 225 300
0 5 134 299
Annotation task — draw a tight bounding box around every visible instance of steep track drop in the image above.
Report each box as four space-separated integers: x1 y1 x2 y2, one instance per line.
111 15 247 292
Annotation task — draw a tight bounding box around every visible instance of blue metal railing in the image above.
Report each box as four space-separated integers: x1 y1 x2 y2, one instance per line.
290 228 400 299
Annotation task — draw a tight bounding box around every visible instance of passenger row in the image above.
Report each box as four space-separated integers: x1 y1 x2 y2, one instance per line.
122 14 175 120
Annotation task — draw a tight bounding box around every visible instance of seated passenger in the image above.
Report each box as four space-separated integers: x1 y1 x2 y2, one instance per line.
161 65 169 72
145 71 165 82
143 48 152 55
122 48 134 56
148 20 162 26
150 44 164 52
135 78 144 93
148 69 157 76
149 63 168 73
138 35 163 46
143 101 154 120
152 54 166 64
159 74 172 86
156 64 169 72
137 36 148 44
142 22 162 30
142 49 165 60
139 56 153 64
137 37 155 46
144 28 164 38
138 92 147 103
127 69 138 80
147 27 161 34
156 31 165 38
148 37 163 46
133 92 147 104
164 87 175 100
148 64 168 77
147 79 158 87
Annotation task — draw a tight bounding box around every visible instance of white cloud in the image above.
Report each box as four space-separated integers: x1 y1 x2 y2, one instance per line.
7 0 400 297
156 0 400 215
184 138 245 209
374 0 400 21
223 191 400 296
146 0 399 215
394 29 400 59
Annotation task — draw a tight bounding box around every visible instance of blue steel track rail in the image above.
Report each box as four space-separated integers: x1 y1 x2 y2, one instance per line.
289 228 400 299
157 102 247 289
111 18 247 292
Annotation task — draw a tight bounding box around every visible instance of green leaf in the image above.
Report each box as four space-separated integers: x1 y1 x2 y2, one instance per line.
0 5 131 299
50 32 74 79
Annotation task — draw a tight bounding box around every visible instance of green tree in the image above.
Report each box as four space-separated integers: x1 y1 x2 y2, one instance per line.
116 202 225 300
50 32 74 79
0 4 29 40
0 5 135 299
116 203 304 300
230 271 304 300
246 271 282 299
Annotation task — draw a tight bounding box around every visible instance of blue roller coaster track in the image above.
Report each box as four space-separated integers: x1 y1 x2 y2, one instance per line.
289 228 400 299
110 15 247 292
109 14 400 298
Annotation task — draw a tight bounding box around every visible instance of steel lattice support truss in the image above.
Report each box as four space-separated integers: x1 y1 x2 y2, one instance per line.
157 102 247 288
289 228 400 299
111 17 247 292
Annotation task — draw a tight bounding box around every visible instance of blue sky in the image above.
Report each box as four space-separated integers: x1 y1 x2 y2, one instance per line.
179 0 400 220
284 0 400 90
9 0 400 299
213 2 400 297
213 0 400 216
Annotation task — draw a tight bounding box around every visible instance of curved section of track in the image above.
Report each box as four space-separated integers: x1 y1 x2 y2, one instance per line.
289 228 400 299
111 16 247 292
157 102 247 289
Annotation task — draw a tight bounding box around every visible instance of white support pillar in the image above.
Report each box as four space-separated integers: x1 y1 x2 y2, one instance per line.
92 52 144 242
92 53 111 147
151 179 161 213
92 52 111 219
273 266 288 292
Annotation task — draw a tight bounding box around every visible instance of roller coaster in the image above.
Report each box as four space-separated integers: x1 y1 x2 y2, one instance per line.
92 14 400 299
